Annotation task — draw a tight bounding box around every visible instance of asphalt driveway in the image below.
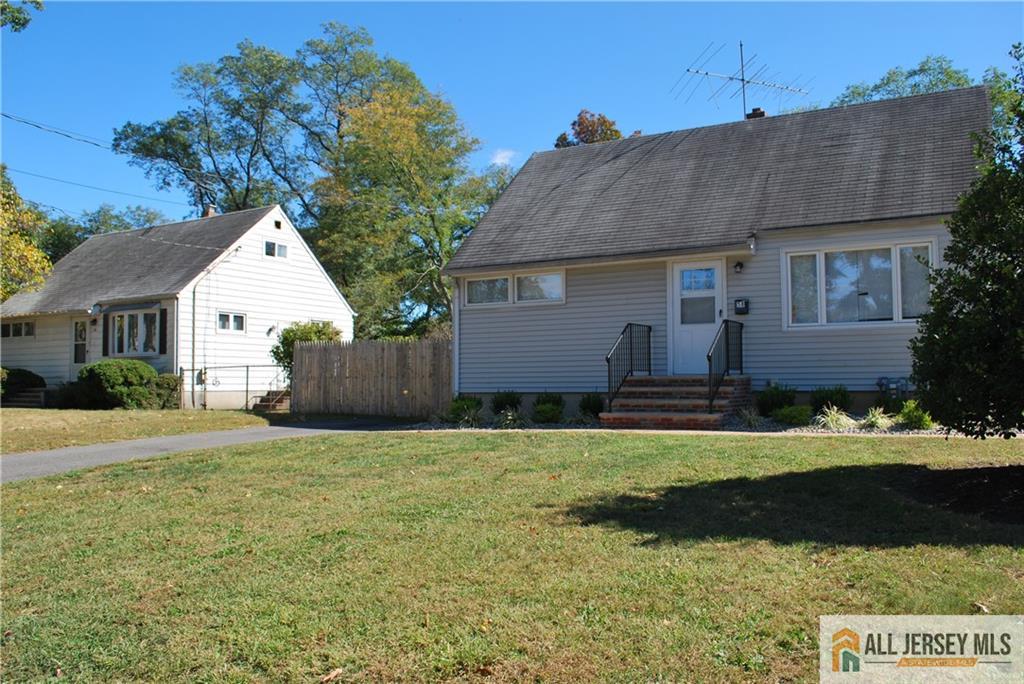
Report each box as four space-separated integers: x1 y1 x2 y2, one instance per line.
0 419 389 483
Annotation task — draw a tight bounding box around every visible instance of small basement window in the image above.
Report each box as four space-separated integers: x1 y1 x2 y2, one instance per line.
217 312 246 333
265 240 288 258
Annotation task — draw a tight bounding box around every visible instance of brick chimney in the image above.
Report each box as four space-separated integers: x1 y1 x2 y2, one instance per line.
202 205 218 218
745 107 766 120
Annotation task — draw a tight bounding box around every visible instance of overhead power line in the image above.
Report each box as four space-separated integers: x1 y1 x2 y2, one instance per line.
2 112 112 149
7 167 192 206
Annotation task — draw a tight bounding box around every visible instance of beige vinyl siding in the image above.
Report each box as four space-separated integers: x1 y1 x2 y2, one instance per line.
0 314 72 386
457 261 668 393
177 208 353 404
725 218 950 391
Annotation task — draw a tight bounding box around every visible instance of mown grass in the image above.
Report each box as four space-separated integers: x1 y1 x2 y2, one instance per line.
0 409 268 453
2 432 1022 681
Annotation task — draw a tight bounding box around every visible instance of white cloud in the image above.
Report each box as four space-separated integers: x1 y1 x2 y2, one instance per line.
490 148 516 166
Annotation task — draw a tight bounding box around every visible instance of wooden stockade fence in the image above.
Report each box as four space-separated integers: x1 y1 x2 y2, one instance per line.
291 338 452 417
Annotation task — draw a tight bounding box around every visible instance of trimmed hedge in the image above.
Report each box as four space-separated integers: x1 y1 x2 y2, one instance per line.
77 359 158 409
809 385 852 413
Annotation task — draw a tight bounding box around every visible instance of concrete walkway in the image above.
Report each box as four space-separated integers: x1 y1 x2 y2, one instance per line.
1 420 387 483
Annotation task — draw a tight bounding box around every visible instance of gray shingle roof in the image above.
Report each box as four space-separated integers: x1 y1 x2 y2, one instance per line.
446 86 990 273
2 206 276 316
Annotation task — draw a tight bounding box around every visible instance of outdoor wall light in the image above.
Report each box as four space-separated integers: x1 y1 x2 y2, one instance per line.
734 262 744 274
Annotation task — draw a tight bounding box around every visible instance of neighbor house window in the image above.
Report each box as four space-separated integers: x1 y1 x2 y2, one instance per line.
265 240 287 258
515 272 564 303
3 321 35 338
466 277 510 305
786 243 932 326
217 312 246 333
110 311 160 356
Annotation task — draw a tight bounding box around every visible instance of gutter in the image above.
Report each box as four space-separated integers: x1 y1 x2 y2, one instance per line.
189 246 241 409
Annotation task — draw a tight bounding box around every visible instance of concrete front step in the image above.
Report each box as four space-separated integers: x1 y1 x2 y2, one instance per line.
612 397 732 413
599 411 727 430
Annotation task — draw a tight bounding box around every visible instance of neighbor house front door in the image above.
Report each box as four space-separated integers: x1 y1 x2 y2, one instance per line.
671 260 723 374
70 318 90 379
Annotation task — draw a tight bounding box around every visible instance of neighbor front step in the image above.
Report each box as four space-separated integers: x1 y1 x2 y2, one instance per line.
599 411 727 430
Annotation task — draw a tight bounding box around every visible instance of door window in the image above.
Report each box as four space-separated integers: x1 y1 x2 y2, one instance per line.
73 321 87 364
680 268 717 324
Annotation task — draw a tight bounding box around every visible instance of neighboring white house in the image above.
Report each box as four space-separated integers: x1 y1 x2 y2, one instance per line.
1 205 354 408
443 87 991 428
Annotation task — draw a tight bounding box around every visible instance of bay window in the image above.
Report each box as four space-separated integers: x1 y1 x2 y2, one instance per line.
786 243 932 327
110 310 160 356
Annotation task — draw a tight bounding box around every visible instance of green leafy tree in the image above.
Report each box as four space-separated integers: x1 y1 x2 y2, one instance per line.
41 204 170 262
1 0 42 32
910 44 1024 439
554 109 623 148
270 320 342 379
1 165 51 300
832 56 972 106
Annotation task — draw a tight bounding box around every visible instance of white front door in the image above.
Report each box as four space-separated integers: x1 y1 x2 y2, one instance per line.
70 318 90 378
672 260 723 374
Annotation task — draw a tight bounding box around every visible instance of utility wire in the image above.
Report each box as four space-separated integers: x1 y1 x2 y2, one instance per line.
7 167 192 206
2 112 111 148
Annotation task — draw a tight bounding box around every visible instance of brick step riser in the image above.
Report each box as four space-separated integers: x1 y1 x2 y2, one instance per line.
600 417 726 430
612 401 732 413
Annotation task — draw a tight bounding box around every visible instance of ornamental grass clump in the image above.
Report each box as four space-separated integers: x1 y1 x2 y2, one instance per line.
812 404 857 431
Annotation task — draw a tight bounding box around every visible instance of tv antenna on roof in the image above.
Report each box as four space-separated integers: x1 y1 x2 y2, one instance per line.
669 41 812 117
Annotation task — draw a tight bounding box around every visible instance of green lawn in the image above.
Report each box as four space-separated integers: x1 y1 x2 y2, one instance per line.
2 432 1022 681
0 409 269 453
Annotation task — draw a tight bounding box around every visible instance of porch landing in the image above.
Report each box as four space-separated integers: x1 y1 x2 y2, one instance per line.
599 375 752 430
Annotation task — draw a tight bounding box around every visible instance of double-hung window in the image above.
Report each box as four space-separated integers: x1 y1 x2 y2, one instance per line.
786 242 933 327
110 311 159 356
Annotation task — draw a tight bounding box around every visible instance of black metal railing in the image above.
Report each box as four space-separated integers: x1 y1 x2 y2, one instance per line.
606 323 653 406
706 320 744 412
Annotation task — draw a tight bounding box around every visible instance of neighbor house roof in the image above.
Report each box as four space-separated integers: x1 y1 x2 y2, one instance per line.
446 86 990 273
2 206 276 316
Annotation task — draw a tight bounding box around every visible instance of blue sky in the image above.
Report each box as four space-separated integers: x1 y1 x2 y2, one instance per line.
2 2 1020 221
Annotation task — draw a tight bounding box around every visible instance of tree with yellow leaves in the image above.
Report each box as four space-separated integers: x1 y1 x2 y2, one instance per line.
1 165 52 300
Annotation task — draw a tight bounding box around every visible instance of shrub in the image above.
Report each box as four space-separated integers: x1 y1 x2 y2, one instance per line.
77 359 158 409
458 407 483 428
809 385 852 413
874 391 906 414
532 402 563 424
496 408 527 429
860 406 894 430
1 367 46 398
578 392 605 418
771 405 812 426
734 406 765 429
446 395 482 424
756 383 796 416
270 321 341 380
151 373 182 409
491 391 522 414
0 367 6 395
897 399 935 430
565 413 596 426
533 393 565 409
812 405 857 431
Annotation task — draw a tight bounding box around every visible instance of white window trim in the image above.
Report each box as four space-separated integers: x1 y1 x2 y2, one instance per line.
109 310 161 357
263 240 287 259
463 269 566 308
2 320 36 338
781 239 936 330
216 311 247 334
